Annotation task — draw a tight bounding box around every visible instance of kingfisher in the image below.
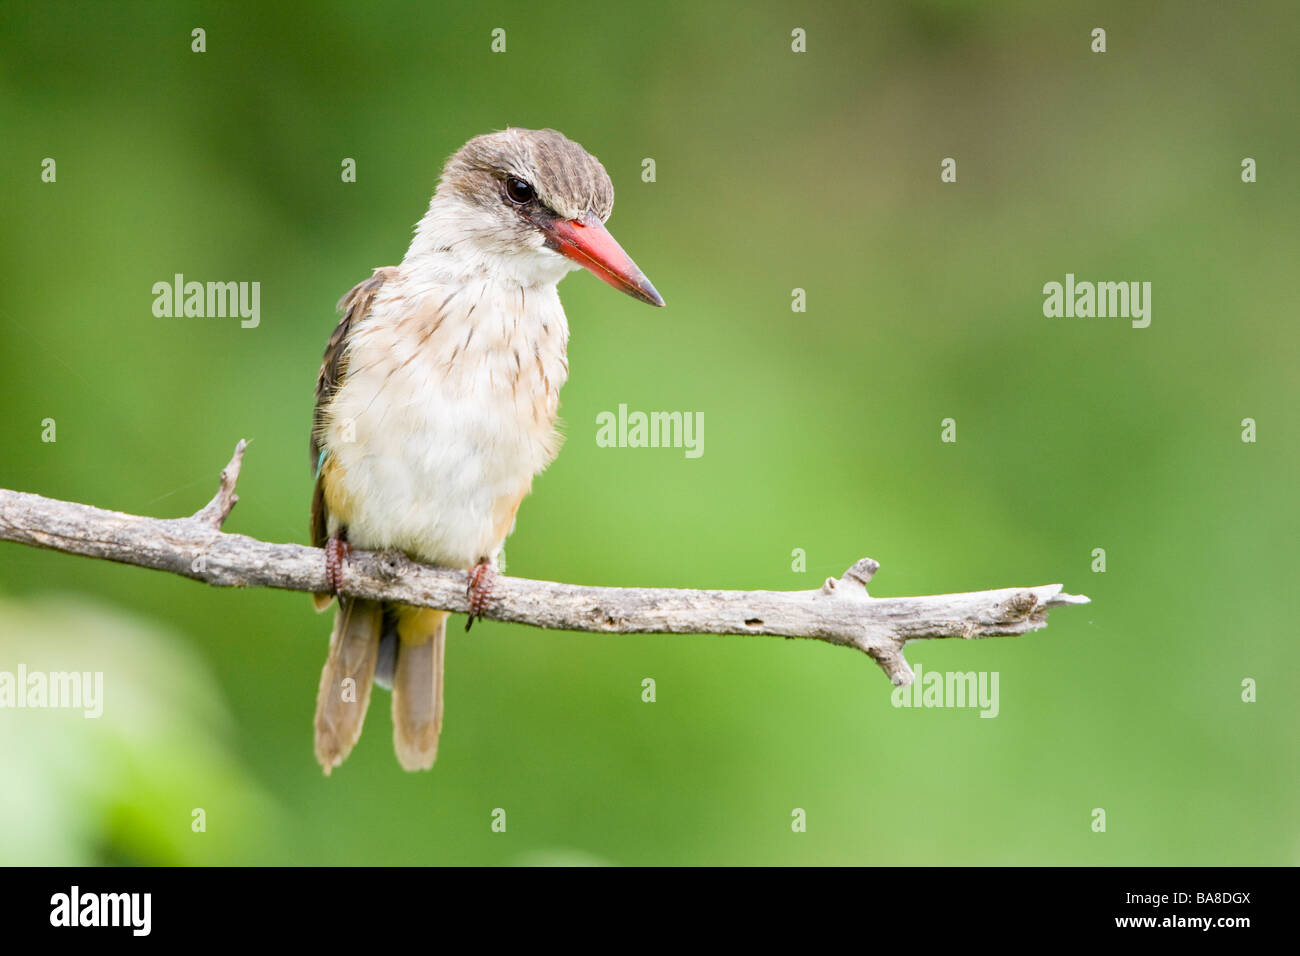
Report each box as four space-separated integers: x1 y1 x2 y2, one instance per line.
310 128 664 773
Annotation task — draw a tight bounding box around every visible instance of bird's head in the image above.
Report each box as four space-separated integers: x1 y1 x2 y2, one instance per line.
413 128 664 307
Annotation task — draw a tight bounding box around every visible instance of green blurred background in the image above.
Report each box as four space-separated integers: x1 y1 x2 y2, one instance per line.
1 0 1296 865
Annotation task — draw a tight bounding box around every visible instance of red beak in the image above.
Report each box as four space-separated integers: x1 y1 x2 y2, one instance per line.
543 213 665 307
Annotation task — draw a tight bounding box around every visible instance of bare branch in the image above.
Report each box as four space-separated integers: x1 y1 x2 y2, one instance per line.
0 441 1089 686
191 438 246 530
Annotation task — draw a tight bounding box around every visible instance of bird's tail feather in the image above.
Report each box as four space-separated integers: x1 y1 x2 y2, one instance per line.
391 608 448 771
314 597 382 775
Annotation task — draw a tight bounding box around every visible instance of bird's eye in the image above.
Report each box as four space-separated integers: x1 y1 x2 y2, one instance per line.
505 177 535 204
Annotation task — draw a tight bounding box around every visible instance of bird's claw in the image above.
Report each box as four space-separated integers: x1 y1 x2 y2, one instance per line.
325 535 351 594
465 562 496 631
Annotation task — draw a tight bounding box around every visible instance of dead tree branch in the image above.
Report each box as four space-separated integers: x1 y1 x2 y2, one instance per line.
0 441 1089 686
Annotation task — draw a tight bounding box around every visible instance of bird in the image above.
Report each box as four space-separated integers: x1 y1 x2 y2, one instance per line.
309 128 664 774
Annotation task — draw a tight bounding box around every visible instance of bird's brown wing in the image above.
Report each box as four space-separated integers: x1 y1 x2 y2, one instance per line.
310 266 398 550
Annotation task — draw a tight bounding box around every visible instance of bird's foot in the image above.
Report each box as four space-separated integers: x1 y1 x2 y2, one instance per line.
325 535 351 594
465 561 497 631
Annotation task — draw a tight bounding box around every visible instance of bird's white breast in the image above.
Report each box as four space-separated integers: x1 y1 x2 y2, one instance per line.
321 277 569 569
